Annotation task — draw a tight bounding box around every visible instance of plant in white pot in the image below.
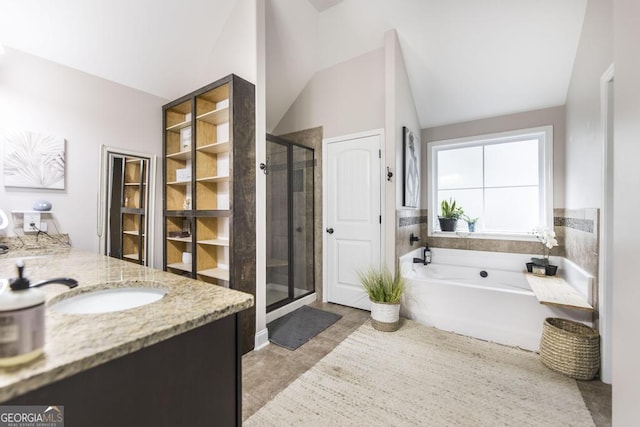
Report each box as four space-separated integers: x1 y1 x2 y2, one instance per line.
358 267 405 332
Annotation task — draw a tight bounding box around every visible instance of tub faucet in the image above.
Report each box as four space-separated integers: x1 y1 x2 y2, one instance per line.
409 233 420 246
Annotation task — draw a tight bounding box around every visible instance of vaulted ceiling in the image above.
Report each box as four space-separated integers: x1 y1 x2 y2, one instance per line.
267 0 587 129
0 0 587 130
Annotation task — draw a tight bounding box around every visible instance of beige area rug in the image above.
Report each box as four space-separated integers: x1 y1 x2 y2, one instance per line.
245 320 594 426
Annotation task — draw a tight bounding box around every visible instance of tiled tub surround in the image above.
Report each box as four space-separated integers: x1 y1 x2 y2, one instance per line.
396 209 428 260
554 208 600 321
399 248 593 351
406 208 599 321
555 208 599 278
0 248 254 402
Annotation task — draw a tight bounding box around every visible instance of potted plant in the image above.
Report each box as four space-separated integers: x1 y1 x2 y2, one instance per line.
358 267 405 332
463 215 478 232
529 226 559 276
438 198 464 232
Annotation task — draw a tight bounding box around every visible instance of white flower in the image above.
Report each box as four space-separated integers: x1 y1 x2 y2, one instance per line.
532 226 558 256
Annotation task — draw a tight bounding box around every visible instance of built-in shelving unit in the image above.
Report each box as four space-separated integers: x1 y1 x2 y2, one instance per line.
163 74 256 353
120 158 146 264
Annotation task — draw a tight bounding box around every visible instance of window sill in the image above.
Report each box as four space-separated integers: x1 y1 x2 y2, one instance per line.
429 230 538 242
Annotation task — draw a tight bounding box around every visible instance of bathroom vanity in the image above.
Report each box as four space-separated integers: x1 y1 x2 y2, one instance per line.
0 246 253 426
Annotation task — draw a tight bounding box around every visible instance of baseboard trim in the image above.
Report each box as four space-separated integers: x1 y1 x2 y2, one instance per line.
254 328 270 351
265 293 317 324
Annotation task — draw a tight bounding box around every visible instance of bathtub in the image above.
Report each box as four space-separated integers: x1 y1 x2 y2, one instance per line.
399 248 593 351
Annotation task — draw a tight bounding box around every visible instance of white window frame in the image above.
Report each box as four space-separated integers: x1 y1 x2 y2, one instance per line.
427 125 553 240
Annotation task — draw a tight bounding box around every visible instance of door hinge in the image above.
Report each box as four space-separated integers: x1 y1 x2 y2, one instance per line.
378 149 382 158
379 215 382 224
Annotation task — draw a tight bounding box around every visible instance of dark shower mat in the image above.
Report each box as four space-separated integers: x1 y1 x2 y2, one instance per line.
267 305 342 350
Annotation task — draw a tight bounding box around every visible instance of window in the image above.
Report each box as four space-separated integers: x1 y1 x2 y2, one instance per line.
428 126 553 238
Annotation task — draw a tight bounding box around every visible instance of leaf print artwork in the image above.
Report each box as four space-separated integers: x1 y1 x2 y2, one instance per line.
3 130 65 189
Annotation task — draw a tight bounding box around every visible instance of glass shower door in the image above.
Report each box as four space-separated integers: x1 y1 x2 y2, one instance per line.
266 135 314 311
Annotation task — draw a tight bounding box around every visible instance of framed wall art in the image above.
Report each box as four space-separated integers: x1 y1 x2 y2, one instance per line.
402 126 420 208
3 130 66 189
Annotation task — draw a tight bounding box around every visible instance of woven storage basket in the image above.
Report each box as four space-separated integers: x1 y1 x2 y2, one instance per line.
540 317 600 380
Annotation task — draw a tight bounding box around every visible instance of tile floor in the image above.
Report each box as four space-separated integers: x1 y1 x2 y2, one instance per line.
242 302 611 426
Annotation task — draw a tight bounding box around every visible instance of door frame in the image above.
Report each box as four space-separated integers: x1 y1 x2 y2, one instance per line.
322 128 385 304
599 63 614 384
97 145 157 266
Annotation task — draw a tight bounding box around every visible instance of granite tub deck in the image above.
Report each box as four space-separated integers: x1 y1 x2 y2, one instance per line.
0 248 254 403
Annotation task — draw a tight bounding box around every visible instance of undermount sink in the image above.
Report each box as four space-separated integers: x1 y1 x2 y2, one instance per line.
50 286 167 314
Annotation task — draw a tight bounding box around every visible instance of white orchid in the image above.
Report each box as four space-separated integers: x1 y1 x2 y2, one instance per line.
531 226 558 265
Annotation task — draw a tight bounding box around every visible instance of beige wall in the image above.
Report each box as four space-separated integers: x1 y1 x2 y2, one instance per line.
0 48 166 266
384 30 425 262
272 48 385 139
612 0 640 423
564 0 613 209
422 106 566 207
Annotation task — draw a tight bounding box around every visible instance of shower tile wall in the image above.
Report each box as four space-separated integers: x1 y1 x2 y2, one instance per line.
266 144 289 288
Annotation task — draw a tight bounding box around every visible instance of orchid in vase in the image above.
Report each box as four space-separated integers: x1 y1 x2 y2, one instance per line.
531 226 558 267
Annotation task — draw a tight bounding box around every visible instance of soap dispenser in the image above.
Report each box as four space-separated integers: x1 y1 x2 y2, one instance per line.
423 245 432 265
0 260 46 367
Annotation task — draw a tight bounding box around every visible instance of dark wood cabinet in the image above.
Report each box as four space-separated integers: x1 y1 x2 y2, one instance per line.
7 315 242 427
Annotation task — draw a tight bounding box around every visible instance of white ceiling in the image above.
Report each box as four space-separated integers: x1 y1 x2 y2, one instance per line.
0 0 587 130
268 0 587 129
307 0 344 13
0 0 238 100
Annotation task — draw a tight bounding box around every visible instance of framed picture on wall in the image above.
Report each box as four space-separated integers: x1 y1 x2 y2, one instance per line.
3 130 66 189
402 126 420 208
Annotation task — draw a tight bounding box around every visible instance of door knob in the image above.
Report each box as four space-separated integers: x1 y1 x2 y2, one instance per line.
326 228 334 234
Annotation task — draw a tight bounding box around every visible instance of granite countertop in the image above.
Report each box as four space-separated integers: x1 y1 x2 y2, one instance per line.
0 247 254 402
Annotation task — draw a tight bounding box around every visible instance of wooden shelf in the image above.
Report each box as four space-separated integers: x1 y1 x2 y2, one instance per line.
166 150 192 160
167 180 191 186
196 175 230 183
524 273 593 311
267 258 288 268
167 262 192 272
121 207 144 214
123 253 142 261
196 107 229 125
197 239 229 247
198 267 229 282
123 230 144 236
167 236 193 243
197 141 230 154
166 120 191 132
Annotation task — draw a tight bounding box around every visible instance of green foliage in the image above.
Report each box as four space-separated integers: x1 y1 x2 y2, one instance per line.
463 215 478 224
440 198 464 219
357 267 405 303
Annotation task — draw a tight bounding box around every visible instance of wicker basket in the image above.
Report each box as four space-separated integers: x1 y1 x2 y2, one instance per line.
540 317 600 380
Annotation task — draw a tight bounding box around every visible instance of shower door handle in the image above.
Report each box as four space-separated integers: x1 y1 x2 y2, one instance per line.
326 228 334 234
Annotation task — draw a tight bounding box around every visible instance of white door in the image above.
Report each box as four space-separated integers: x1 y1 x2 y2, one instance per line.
325 132 381 310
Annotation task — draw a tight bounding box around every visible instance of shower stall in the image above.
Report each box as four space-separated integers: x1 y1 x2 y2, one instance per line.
265 134 315 311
